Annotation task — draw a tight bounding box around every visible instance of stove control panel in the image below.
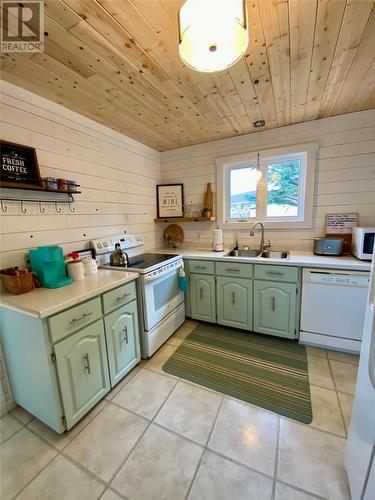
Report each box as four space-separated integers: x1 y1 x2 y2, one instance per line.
91 234 144 255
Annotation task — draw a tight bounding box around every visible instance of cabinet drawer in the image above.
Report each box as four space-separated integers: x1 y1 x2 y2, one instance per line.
254 264 298 283
103 281 136 314
216 261 253 278
49 297 102 343
189 260 214 275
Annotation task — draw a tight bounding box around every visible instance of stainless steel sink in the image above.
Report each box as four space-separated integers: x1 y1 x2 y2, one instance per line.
228 249 262 257
260 251 290 259
227 249 290 260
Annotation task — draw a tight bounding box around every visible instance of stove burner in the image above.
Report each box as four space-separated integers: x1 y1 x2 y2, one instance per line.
124 253 178 270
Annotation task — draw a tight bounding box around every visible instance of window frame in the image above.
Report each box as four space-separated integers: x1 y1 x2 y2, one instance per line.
216 143 318 230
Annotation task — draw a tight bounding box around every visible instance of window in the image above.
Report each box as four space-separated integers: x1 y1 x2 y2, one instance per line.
217 143 317 229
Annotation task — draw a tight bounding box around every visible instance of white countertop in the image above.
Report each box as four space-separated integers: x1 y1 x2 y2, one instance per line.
156 247 372 271
0 270 139 319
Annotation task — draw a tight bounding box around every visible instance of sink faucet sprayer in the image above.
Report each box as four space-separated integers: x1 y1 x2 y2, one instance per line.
250 221 271 253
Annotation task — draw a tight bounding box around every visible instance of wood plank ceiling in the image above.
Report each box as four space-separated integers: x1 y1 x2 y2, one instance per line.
1 0 375 151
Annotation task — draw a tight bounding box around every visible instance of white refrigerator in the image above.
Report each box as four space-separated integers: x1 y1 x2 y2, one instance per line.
346 251 375 500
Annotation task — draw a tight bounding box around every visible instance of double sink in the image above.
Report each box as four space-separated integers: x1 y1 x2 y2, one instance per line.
228 249 290 260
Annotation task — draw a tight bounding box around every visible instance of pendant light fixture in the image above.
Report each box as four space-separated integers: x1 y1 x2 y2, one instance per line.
178 0 248 73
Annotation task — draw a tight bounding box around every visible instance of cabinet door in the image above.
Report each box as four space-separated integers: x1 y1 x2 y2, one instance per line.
104 300 140 387
54 320 110 429
217 277 252 330
254 281 297 339
190 274 216 323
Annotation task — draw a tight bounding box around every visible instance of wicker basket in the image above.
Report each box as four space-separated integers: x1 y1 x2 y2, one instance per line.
0 271 34 295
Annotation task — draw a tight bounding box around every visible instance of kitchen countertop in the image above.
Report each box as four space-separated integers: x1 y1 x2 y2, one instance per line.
0 270 139 319
156 247 372 271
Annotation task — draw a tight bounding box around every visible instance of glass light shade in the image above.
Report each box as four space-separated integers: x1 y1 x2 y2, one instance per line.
178 0 248 73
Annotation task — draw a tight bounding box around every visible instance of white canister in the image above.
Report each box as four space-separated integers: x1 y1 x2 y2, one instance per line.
67 260 85 282
82 257 100 275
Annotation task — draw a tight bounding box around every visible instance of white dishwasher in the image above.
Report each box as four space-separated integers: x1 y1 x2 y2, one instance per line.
300 268 370 353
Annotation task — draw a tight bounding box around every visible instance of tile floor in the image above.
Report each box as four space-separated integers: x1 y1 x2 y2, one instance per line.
0 319 359 500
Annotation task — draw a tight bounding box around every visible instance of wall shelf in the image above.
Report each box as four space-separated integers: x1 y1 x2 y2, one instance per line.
0 185 81 214
154 216 216 223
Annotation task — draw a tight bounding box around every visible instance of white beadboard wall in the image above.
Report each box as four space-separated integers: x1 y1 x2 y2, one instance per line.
161 110 375 251
0 81 162 268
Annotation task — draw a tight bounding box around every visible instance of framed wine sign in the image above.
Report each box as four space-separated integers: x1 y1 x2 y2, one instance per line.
0 141 43 189
157 183 184 218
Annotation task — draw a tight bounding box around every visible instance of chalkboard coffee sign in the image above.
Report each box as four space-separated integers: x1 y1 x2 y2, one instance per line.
0 141 43 189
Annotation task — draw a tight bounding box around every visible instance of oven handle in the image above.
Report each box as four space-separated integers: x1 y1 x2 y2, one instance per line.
142 261 183 282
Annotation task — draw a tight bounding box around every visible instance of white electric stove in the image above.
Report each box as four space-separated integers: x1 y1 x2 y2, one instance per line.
91 234 185 357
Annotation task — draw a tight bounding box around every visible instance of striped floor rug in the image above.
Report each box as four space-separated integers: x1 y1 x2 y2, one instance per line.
163 323 312 423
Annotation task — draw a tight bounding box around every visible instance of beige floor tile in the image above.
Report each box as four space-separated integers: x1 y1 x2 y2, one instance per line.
0 413 23 444
309 385 346 436
28 400 107 451
17 455 105 500
105 365 141 401
155 381 222 445
330 361 358 395
113 369 177 419
144 343 178 376
327 350 359 365
64 403 148 482
306 346 327 358
307 355 335 389
100 489 123 500
208 398 278 476
112 424 203 500
275 482 321 500
10 406 34 424
338 392 354 430
278 419 350 499
167 323 194 347
188 450 273 500
0 427 57 500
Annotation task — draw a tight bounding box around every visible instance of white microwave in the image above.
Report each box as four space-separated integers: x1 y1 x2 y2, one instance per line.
352 227 375 260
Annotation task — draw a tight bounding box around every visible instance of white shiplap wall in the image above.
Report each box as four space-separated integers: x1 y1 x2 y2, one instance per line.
161 110 375 251
0 81 162 268
0 81 162 412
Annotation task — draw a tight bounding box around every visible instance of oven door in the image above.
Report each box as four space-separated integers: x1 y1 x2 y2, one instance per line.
142 267 184 331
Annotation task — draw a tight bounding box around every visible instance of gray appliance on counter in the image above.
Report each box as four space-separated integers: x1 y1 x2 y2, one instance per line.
313 237 344 256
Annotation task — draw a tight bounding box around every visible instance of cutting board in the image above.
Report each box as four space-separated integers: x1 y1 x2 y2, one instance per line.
203 183 213 211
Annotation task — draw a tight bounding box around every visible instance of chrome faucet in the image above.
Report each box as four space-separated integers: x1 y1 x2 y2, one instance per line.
250 221 271 253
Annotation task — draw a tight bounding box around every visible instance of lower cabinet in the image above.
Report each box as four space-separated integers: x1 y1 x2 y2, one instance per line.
54 319 111 428
190 273 216 323
104 300 140 387
216 276 252 330
253 280 297 339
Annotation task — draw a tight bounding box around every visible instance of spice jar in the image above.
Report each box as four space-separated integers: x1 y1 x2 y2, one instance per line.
57 178 68 191
44 177 58 190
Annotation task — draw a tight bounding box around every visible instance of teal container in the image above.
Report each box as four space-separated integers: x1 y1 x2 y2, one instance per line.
29 246 72 288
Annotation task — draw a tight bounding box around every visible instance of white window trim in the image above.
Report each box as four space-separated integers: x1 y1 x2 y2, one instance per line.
216 142 318 230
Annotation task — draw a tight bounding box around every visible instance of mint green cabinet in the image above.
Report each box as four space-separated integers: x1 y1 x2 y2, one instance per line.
104 300 140 387
253 281 297 339
54 319 110 429
216 277 252 330
190 273 216 323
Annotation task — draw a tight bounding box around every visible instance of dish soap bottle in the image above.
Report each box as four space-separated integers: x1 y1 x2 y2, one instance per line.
233 232 239 256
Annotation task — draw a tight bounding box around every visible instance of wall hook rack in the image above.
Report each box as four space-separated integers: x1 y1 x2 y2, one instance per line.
0 186 80 214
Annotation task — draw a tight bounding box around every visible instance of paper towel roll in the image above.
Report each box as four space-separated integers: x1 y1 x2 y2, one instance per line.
212 229 224 251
